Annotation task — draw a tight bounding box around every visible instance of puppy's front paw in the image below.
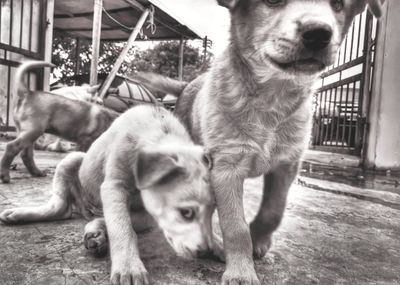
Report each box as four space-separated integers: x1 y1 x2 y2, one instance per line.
111 259 150 285
0 208 24 224
31 169 47 178
252 235 272 260
84 229 108 257
222 264 261 285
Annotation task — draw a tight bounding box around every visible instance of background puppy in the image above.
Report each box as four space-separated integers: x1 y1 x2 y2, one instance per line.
51 84 103 104
0 60 119 183
43 84 103 153
0 105 217 285
138 1 385 284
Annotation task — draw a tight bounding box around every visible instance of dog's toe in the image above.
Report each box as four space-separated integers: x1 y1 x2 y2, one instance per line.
222 267 261 285
84 230 108 257
252 236 272 259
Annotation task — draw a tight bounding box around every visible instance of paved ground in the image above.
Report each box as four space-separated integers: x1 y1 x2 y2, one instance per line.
0 144 399 285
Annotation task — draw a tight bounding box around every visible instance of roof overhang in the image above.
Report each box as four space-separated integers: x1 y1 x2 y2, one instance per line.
54 0 202 41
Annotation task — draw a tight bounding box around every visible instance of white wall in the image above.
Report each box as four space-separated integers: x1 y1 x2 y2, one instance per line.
366 0 400 169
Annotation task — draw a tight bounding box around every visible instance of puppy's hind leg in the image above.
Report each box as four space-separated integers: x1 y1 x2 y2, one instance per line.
83 211 156 257
0 152 85 224
84 218 108 257
0 130 42 183
20 145 47 177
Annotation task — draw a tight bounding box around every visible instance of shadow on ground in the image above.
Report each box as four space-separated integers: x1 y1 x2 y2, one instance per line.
0 144 399 284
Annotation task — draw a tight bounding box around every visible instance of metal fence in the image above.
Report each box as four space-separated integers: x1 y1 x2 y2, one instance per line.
0 0 47 132
311 10 378 156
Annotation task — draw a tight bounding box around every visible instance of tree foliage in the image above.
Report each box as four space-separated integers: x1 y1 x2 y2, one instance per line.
129 41 212 81
52 34 212 83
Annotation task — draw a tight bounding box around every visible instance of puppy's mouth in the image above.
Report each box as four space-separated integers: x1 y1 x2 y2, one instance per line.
267 56 326 75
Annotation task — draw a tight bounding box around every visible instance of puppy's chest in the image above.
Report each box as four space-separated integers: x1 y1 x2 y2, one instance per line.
246 105 308 158
213 94 311 174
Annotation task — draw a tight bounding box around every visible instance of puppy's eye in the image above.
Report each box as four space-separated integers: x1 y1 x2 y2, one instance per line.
202 153 212 170
330 0 344 12
264 0 285 7
178 208 196 221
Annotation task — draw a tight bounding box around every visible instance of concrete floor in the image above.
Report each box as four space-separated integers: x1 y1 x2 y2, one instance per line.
0 145 399 285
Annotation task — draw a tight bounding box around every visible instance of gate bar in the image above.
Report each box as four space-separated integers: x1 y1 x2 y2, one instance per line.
360 12 375 161
98 8 150 99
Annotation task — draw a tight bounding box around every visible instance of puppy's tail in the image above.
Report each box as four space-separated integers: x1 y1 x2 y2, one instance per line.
14 60 55 97
132 72 188 97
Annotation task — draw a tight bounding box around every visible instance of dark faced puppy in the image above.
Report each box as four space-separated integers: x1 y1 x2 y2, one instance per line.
226 0 382 76
172 1 386 284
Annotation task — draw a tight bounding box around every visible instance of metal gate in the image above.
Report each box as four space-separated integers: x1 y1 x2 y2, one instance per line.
0 0 47 132
311 10 378 156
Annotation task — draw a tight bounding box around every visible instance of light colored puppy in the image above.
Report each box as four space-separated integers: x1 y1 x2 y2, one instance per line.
52 84 100 102
0 105 218 285
0 61 119 183
137 1 386 284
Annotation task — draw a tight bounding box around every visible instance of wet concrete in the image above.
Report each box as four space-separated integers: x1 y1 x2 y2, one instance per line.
0 143 399 284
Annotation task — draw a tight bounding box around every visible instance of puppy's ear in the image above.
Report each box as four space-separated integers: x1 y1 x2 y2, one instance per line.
134 150 186 190
86 84 101 94
217 0 240 9
367 0 386 18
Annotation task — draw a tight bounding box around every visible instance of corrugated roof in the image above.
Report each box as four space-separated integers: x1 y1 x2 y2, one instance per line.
54 0 202 41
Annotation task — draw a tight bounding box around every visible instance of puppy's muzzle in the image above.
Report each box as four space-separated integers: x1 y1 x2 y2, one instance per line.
301 22 333 51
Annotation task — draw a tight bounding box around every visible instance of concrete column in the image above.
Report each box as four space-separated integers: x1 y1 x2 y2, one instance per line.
366 0 400 169
178 37 184 80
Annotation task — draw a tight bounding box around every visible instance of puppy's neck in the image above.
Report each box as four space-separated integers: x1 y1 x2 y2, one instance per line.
222 42 316 99
228 43 258 95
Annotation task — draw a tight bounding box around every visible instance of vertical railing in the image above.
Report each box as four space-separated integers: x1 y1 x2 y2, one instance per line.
0 0 46 132
311 10 378 156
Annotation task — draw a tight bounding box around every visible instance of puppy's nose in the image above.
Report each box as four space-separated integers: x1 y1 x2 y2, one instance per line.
195 244 211 258
301 24 333 51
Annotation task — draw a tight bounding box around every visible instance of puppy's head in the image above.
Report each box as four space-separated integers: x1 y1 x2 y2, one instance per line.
134 144 214 259
83 84 103 104
218 0 385 76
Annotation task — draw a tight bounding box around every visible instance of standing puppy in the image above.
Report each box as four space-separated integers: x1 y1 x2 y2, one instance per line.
140 1 386 284
0 105 217 285
0 61 119 183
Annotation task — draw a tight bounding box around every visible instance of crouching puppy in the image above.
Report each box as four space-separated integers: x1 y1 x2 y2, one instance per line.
0 105 218 285
0 60 119 183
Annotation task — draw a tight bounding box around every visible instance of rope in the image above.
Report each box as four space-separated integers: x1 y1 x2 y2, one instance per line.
102 6 156 39
140 6 156 39
102 7 134 31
